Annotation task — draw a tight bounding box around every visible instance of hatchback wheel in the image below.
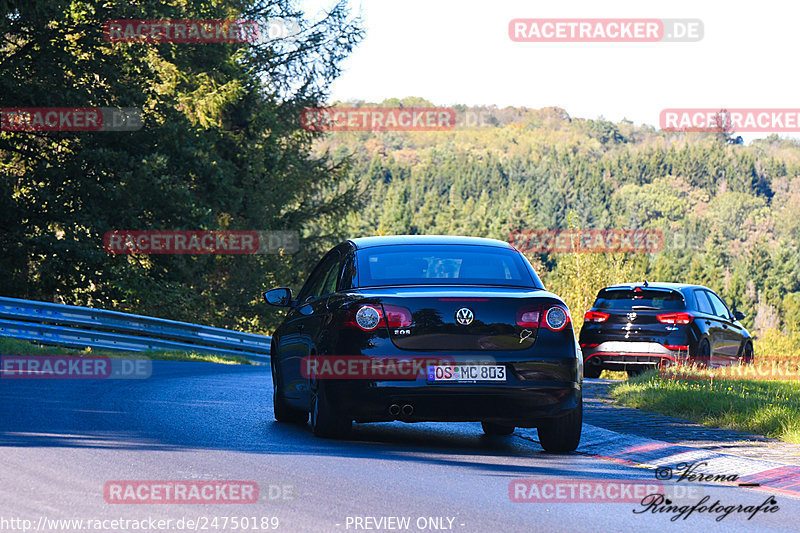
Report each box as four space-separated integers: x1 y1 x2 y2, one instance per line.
742 342 754 364
694 338 711 367
583 364 602 379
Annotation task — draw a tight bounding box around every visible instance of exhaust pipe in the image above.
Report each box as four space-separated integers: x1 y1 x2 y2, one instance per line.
389 404 401 417
401 404 414 417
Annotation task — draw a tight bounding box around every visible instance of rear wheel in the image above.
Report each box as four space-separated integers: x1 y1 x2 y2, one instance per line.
583 364 602 379
481 421 515 436
741 342 754 364
537 398 582 453
310 381 352 439
694 338 711 367
271 355 308 424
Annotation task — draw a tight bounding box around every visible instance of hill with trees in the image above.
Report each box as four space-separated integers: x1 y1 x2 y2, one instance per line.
313 98 800 335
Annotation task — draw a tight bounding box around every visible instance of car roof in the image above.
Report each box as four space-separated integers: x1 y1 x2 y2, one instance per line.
348 235 515 249
602 282 705 293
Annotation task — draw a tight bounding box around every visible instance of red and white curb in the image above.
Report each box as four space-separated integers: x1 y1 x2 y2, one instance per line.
519 424 800 498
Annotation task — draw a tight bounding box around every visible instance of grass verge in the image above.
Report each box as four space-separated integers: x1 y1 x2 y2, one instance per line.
0 336 253 365
608 368 800 444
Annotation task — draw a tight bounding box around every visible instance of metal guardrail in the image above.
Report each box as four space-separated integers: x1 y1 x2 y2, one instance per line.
0 296 270 363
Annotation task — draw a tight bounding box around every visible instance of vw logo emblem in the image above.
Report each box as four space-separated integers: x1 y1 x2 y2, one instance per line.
627 312 637 321
455 307 474 326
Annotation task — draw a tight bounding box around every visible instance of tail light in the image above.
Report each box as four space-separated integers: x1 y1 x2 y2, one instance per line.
516 306 540 327
584 310 610 323
664 344 689 351
580 343 599 348
543 305 570 331
345 304 413 331
657 312 693 325
382 304 413 328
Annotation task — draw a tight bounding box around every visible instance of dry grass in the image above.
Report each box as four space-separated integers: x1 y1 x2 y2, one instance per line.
607 329 800 443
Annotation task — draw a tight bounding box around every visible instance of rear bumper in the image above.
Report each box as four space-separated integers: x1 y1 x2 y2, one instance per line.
315 354 582 426
327 381 581 426
582 341 690 370
585 352 675 370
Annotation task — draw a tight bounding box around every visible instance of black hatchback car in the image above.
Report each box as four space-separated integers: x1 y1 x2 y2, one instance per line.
579 282 753 378
263 236 583 452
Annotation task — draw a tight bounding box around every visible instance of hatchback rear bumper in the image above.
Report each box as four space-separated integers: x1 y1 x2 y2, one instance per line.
582 341 690 371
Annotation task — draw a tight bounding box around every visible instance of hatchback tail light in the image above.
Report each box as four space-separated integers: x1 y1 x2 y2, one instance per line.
584 310 610 323
664 344 690 351
344 304 413 331
657 312 693 325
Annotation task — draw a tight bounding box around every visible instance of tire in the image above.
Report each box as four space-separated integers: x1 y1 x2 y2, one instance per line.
694 338 711 368
271 356 308 424
741 342 754 364
537 398 582 453
481 421 515 436
583 364 602 379
310 381 352 439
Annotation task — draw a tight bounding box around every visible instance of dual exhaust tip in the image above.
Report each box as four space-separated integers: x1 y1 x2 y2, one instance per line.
389 404 414 418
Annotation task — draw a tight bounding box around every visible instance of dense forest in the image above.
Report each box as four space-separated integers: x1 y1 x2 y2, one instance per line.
313 98 800 336
3 3 799 338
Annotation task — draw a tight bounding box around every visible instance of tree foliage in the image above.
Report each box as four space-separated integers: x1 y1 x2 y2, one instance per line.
1 0 363 332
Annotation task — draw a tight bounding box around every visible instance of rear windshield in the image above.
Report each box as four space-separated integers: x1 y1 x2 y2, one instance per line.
355 245 540 288
594 288 685 311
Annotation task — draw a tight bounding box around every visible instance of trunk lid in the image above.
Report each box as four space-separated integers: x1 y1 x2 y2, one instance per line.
351 286 559 351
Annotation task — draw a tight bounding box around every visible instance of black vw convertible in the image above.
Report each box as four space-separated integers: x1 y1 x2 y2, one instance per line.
264 236 582 452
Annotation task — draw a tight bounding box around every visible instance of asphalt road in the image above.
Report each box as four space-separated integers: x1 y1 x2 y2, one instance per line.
1 360 798 532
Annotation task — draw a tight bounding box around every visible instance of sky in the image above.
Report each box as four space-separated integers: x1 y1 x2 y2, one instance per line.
299 0 800 142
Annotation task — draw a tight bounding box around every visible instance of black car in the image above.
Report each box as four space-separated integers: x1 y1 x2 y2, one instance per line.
579 282 753 378
263 235 582 452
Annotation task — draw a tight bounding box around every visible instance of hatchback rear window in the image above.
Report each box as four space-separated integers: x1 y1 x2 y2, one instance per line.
593 288 685 311
355 245 539 288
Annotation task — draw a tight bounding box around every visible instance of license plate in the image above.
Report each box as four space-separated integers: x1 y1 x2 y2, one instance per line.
427 365 506 382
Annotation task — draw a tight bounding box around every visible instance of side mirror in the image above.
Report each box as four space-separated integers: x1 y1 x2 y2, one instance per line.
733 310 746 321
264 287 293 307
